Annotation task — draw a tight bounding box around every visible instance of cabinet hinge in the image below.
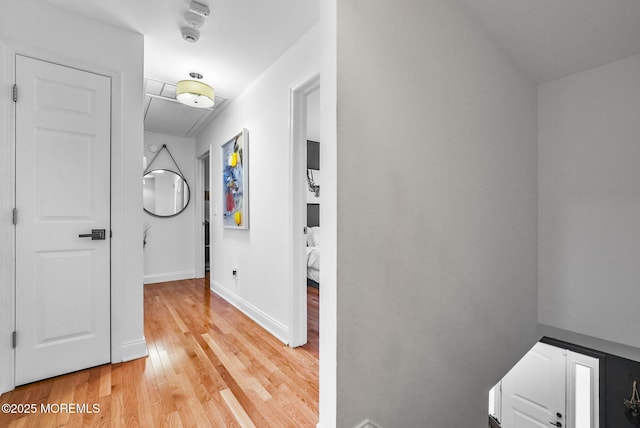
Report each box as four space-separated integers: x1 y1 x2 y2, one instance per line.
12 331 16 348
12 208 17 225
12 84 17 102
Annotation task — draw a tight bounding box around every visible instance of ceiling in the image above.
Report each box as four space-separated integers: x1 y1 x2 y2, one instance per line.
41 0 319 136
458 0 640 83
40 0 640 135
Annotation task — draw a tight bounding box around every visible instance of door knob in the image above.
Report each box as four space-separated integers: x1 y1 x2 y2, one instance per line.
79 229 106 240
549 422 562 427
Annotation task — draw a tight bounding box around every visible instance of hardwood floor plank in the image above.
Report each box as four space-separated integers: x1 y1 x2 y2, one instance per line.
0 278 319 427
202 333 272 401
98 366 111 399
220 388 257 428
164 410 184 428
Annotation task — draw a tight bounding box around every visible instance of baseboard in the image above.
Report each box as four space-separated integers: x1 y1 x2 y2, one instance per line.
120 337 148 362
0 379 12 395
211 281 289 344
144 270 195 284
355 420 383 428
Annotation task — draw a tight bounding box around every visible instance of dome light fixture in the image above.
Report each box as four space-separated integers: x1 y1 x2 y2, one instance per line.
176 72 214 108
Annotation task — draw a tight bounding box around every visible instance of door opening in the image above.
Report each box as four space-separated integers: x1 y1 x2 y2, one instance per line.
289 73 320 347
196 151 211 283
203 153 211 281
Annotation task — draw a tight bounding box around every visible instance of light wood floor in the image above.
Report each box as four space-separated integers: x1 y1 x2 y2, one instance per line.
0 278 319 427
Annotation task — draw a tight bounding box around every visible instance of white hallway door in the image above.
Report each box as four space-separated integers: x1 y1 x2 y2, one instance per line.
15 55 111 385
501 341 600 428
502 342 566 428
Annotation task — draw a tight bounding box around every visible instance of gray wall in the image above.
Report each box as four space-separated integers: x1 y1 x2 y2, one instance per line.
336 0 539 426
538 54 640 349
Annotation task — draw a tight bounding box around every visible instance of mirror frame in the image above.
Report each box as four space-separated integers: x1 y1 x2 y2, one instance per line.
143 168 191 218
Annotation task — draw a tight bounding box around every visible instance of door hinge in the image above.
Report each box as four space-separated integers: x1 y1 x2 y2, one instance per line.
110 230 112 238
12 84 17 102
12 331 16 348
12 208 17 225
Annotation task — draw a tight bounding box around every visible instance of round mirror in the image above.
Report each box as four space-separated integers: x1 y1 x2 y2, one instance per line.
143 169 191 217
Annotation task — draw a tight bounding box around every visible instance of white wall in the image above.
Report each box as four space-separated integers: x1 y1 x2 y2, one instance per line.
195 24 320 342
538 54 640 350
335 0 539 426
143 132 197 284
0 0 145 393
319 0 337 424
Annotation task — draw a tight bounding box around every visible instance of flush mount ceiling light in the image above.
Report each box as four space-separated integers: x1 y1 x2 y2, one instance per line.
176 72 214 108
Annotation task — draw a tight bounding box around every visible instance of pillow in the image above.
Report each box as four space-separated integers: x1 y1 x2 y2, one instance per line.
308 227 320 247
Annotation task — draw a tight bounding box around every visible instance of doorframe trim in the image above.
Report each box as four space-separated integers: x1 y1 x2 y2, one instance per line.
288 72 320 347
0 41 16 395
194 150 210 280
540 337 606 428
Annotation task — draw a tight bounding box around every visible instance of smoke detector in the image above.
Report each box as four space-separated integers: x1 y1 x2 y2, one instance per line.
184 11 205 29
181 27 200 43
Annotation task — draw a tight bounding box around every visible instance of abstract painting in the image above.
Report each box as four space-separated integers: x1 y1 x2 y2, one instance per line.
221 129 249 229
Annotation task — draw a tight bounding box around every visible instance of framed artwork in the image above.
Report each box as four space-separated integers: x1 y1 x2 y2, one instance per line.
221 129 249 229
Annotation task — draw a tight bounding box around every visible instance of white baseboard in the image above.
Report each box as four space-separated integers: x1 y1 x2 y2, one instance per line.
211 281 289 344
144 270 195 284
120 338 148 362
355 420 383 428
0 380 12 395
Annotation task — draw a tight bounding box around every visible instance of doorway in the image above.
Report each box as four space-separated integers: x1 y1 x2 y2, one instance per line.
289 73 320 347
196 151 211 282
14 55 112 385
203 153 211 281
490 340 602 428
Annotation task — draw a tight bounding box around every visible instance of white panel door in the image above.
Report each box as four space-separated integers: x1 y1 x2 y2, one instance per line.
501 342 567 428
15 55 111 385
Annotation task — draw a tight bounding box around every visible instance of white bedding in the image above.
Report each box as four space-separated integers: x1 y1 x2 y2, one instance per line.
307 246 320 283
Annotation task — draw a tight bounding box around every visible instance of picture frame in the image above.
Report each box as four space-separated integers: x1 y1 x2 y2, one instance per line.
221 129 249 229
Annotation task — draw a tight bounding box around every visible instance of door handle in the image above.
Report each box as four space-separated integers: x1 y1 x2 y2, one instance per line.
79 229 106 240
549 422 562 427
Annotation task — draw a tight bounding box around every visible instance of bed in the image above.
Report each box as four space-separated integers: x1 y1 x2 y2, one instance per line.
306 226 320 288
